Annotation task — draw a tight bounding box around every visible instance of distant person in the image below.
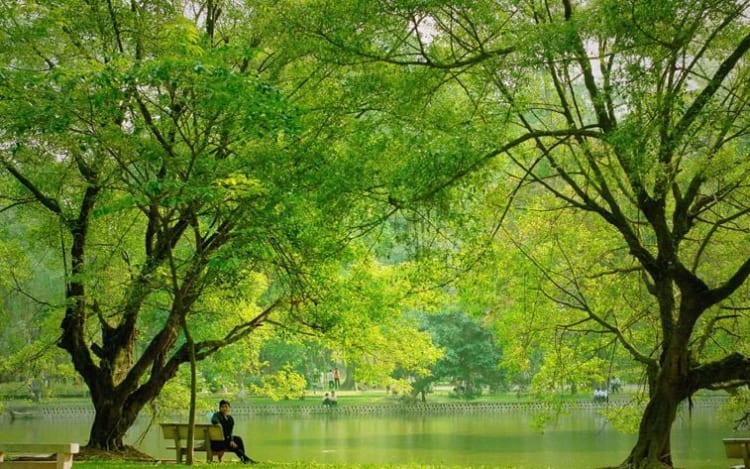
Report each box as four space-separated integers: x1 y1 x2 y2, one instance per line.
609 377 621 393
333 368 341 389
327 369 335 390
593 388 608 403
323 392 333 407
330 390 338 406
210 400 257 464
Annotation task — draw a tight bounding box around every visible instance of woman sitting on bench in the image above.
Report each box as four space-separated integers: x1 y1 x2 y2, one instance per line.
210 399 257 464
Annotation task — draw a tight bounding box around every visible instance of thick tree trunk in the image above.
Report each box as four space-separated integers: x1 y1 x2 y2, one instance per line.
80 329 179 450
619 342 691 469
621 389 680 468
83 348 182 450
87 394 146 450
342 363 356 390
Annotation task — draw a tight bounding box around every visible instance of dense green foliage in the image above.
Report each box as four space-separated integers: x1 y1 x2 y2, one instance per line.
407 312 505 400
0 0 441 450
2 1 750 468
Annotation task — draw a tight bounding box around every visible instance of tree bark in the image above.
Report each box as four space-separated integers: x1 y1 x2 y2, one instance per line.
87 386 151 449
621 383 681 468
342 363 356 390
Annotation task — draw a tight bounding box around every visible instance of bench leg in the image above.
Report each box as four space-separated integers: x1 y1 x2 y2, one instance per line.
56 452 75 469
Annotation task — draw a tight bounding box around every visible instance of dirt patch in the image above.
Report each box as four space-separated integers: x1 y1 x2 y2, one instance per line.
77 446 158 462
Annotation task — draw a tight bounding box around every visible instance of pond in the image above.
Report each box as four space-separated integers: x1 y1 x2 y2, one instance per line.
1 404 742 468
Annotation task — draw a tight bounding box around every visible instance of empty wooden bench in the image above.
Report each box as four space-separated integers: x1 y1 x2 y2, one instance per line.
724 437 750 469
0 443 79 469
160 423 225 463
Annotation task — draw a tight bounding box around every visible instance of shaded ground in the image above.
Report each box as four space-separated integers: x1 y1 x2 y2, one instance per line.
77 446 157 462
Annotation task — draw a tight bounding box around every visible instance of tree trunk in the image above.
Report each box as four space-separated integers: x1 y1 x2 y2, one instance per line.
87 393 147 450
184 315 197 465
81 333 179 450
621 390 679 468
619 344 690 469
342 363 356 390
85 359 180 450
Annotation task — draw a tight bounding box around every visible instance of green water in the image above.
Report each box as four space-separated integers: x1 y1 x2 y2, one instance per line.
2 406 741 468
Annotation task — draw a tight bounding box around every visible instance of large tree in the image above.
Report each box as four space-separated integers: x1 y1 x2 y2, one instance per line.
0 0 301 449
277 0 750 467
0 0 433 450
418 311 504 400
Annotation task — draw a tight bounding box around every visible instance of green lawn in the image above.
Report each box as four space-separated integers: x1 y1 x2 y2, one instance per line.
2 379 654 409
73 462 540 469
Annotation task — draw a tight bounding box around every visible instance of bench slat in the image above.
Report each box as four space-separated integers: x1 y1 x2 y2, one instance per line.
0 445 78 455
160 423 223 441
0 462 66 469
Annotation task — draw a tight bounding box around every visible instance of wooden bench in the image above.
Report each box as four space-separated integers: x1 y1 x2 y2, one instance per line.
724 438 750 469
160 423 225 463
0 443 79 469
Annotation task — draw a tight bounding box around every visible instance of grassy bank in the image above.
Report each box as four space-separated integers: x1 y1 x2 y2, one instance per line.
1 378 627 404
1 384 642 410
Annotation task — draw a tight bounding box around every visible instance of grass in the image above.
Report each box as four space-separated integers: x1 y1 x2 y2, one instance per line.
206 388 605 407
6 383 728 414
0 379 604 406
3 387 594 411
72 462 539 469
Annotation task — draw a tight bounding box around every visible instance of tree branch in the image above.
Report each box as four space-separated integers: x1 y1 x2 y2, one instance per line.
689 352 750 392
670 30 750 150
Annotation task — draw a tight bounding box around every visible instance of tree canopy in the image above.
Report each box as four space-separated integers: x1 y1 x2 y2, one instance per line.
271 1 750 467
0 0 441 449
2 1 750 468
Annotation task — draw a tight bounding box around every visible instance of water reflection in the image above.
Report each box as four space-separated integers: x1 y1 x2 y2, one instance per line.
0 406 739 468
